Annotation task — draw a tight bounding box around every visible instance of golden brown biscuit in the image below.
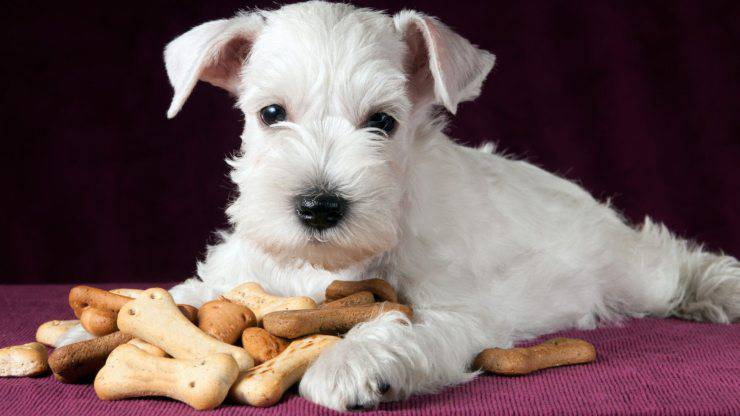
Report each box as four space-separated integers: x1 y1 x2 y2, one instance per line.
263 302 413 339
319 291 375 309
241 327 289 365
198 300 256 344
325 279 398 303
474 337 596 375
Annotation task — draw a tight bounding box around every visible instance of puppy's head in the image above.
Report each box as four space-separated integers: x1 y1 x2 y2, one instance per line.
165 1 494 270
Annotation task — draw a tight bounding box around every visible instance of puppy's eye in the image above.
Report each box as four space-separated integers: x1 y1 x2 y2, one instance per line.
259 104 287 126
363 112 396 135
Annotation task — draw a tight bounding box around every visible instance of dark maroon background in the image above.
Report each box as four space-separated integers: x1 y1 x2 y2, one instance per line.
1 1 738 284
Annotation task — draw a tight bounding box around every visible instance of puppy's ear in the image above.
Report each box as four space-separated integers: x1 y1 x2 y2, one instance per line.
164 13 264 118
394 11 495 114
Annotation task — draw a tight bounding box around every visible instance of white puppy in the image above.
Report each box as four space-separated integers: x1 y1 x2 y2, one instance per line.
58 1 740 411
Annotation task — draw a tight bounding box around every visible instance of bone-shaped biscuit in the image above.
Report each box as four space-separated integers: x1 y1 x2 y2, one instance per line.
325 278 398 303
128 338 167 357
474 337 597 375
263 302 413 339
117 288 253 371
109 288 144 298
35 319 79 347
319 291 375 309
95 344 238 410
80 303 197 337
0 342 49 377
69 286 132 318
230 335 340 407
71 286 197 336
222 282 317 322
48 331 133 383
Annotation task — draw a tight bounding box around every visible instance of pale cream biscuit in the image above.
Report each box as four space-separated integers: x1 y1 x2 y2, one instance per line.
230 335 340 407
117 288 253 371
0 342 49 377
95 344 238 410
222 282 317 322
109 288 144 298
127 338 168 357
35 319 79 347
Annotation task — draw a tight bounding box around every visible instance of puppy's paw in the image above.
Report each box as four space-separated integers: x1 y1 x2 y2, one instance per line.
299 335 408 411
299 311 418 411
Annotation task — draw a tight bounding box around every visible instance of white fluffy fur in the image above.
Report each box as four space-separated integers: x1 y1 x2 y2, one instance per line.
56 2 740 411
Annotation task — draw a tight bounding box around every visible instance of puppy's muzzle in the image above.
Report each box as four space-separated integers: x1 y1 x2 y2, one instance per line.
295 191 348 231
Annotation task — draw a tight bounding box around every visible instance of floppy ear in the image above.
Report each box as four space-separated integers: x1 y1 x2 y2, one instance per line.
394 11 495 114
164 13 264 118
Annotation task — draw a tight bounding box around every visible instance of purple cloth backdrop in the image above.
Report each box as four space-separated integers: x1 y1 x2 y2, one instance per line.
1 1 739 284
1 283 738 415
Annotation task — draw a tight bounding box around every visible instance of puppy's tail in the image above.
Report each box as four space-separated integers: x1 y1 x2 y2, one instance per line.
635 218 740 323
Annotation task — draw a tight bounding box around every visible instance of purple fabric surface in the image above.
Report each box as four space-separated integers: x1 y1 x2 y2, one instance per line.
1 284 738 415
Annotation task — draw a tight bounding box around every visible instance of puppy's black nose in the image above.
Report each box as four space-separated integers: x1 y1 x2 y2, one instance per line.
295 193 348 231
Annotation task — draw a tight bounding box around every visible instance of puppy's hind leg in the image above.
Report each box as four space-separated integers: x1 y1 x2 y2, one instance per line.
622 218 740 323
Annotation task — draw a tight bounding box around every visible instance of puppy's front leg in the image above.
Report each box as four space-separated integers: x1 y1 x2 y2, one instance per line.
299 308 489 411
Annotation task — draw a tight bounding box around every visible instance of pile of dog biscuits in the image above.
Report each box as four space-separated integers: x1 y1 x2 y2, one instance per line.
0 278 596 410
1 279 411 410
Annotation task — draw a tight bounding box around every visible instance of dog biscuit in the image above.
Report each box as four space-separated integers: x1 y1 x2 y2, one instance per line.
230 335 340 407
69 286 131 318
109 288 144 298
223 282 317 322
79 298 197 338
128 338 168 357
80 307 119 336
80 303 197 337
263 302 413 339
117 288 253 371
325 279 398 303
177 304 199 323
474 337 596 375
35 319 79 347
319 291 375 309
198 300 256 344
0 342 49 377
95 344 238 410
48 331 133 383
241 327 289 365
